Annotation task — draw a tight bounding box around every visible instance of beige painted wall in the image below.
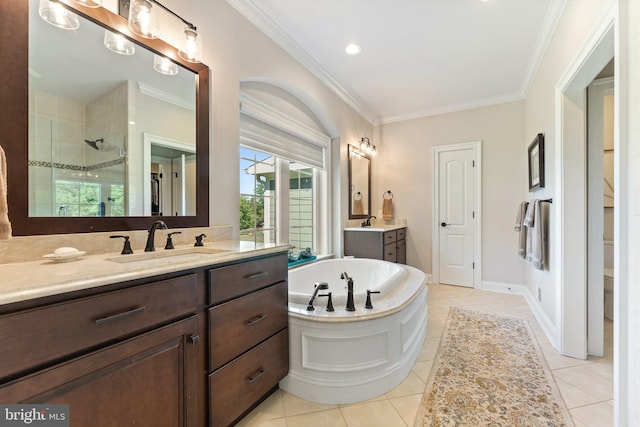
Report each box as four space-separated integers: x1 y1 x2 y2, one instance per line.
524 0 613 325
375 101 526 285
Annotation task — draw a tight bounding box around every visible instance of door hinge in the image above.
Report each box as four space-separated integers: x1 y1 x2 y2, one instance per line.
472 160 475 167
472 262 475 269
472 211 475 218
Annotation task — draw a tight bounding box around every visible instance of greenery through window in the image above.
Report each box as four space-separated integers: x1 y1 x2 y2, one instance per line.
55 180 125 217
240 148 276 244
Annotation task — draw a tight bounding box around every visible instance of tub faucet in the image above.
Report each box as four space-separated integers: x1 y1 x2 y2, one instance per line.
144 219 168 252
361 215 376 227
307 282 329 311
341 272 356 311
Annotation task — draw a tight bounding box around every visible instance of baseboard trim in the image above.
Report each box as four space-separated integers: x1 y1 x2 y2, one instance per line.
481 281 560 350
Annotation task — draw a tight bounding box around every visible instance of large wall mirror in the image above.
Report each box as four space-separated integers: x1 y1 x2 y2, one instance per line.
0 0 209 235
348 145 371 219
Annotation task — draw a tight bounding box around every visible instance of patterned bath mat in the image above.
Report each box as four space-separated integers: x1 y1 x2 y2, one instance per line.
415 308 573 427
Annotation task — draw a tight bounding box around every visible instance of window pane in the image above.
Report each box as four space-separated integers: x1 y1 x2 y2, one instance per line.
239 147 277 245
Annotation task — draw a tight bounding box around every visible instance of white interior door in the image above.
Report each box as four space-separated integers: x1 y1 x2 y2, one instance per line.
437 148 475 287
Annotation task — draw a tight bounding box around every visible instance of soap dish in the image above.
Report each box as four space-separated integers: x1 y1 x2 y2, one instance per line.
43 247 86 263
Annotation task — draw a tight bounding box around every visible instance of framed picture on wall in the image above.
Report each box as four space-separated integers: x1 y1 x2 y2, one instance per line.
528 133 545 191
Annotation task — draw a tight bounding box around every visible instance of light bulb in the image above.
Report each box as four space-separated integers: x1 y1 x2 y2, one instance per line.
39 0 79 30
128 0 159 39
104 30 135 55
153 54 179 76
178 27 202 63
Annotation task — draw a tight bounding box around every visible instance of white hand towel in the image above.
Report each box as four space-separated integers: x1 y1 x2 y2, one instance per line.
524 200 546 270
0 145 12 239
514 201 528 258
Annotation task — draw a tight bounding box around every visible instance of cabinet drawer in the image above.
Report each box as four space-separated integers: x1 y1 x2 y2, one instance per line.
383 242 397 262
209 281 288 371
397 228 406 240
208 253 287 305
0 274 198 380
0 316 199 426
209 329 289 427
384 230 397 244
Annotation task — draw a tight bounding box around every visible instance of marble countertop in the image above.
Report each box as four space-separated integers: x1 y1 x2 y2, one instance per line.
343 224 407 232
0 241 290 306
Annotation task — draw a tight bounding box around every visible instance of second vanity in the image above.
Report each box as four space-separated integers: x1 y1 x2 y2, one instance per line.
0 239 290 427
343 224 407 264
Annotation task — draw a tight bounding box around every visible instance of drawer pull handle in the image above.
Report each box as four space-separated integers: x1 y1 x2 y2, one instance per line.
246 314 268 326
95 306 145 326
248 369 267 384
246 271 269 280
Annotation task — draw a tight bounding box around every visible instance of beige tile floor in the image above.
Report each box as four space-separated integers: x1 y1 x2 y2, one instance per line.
237 284 614 427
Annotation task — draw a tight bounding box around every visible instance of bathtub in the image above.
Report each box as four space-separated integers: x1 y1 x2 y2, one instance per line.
280 258 428 404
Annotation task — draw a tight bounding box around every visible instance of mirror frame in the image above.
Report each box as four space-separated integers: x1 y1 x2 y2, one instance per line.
1 0 209 235
347 144 371 219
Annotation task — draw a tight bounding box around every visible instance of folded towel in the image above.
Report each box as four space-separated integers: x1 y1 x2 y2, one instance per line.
382 198 393 221
353 198 364 215
524 199 546 270
515 201 528 258
0 145 12 240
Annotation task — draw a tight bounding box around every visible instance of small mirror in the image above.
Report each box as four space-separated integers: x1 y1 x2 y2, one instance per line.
348 145 371 219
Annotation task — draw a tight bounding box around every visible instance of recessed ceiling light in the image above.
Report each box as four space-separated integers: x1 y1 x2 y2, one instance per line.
345 43 361 55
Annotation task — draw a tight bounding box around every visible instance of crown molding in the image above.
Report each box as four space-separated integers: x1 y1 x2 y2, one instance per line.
380 91 525 125
520 0 567 98
226 0 379 125
137 82 195 111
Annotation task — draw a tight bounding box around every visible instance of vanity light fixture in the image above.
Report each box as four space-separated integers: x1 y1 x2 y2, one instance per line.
104 30 136 55
126 0 203 63
38 0 80 30
153 54 179 76
359 137 376 157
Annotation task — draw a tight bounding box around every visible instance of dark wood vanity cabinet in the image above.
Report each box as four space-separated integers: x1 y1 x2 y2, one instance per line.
344 228 407 264
0 274 201 426
0 250 290 427
207 253 289 427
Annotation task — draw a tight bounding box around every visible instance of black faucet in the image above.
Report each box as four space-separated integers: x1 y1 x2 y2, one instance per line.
341 272 356 311
144 220 168 252
361 215 376 227
307 282 329 311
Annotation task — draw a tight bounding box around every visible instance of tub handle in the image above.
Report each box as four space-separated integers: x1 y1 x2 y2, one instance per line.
246 271 269 280
246 314 268 326
248 368 267 384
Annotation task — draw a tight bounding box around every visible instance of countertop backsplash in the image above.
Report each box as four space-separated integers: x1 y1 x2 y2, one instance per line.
0 225 233 265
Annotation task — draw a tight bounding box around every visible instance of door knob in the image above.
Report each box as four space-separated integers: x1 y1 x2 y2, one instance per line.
441 222 448 227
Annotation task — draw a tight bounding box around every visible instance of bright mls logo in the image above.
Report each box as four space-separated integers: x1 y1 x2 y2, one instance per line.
0 405 69 427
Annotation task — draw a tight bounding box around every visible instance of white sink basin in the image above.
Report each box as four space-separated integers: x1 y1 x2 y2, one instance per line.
107 247 231 267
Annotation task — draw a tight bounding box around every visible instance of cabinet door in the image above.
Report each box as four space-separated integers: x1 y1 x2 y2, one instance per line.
0 316 200 427
396 238 406 264
383 242 397 262
343 231 384 259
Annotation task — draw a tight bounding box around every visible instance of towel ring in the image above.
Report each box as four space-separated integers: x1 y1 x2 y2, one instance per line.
353 192 362 200
383 191 393 200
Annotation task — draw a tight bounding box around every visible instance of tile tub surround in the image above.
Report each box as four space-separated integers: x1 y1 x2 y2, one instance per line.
0 225 232 264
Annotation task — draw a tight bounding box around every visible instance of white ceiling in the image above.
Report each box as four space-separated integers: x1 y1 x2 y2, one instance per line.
227 0 565 125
